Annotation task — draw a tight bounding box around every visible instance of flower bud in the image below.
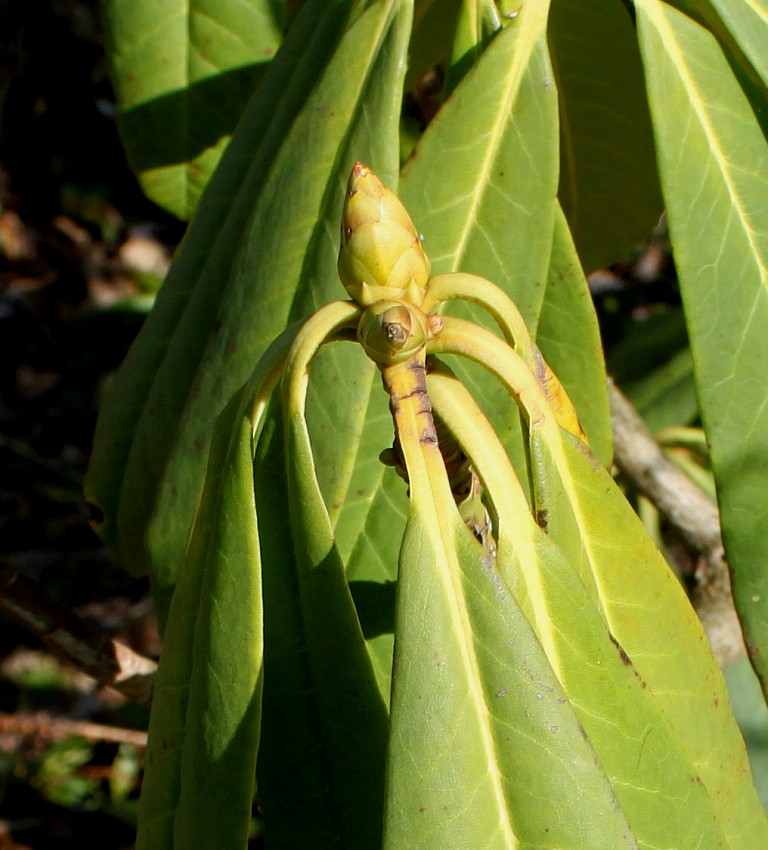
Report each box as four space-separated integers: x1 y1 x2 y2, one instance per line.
357 300 429 365
338 162 430 307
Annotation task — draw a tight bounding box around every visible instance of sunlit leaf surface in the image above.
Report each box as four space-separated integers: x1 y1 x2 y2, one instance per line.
637 0 768 693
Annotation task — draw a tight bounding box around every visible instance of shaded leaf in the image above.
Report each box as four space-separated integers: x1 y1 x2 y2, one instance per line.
549 0 663 273
137 390 262 850
254 321 389 846
105 0 285 218
254 394 388 847
406 0 463 92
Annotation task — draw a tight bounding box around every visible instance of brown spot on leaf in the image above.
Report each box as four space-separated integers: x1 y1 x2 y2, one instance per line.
609 633 632 666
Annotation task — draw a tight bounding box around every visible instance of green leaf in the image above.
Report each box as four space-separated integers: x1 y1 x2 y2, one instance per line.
384 368 637 847
137 390 262 850
667 0 768 133
86 0 410 601
635 0 768 691
428 323 768 845
445 0 501 94
329 385 406 697
536 202 613 465
400 0 557 470
704 0 768 91
104 0 285 218
386 507 641 847
549 0 663 273
249 326 389 847
402 2 557 326
531 427 768 846
254 404 388 847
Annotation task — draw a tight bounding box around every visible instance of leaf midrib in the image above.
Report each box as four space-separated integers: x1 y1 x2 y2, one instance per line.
639 0 768 294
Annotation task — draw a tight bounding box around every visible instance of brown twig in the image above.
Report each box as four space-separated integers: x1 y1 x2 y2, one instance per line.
0 557 156 705
608 379 744 666
0 710 147 748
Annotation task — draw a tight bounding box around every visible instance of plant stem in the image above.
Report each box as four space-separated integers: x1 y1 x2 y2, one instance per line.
0 710 148 747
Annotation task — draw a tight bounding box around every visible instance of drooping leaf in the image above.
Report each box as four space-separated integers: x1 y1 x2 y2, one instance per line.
636 0 768 692
382 359 636 848
531 426 768 847
334 0 560 689
536 202 613 465
137 390 262 850
548 0 663 273
386 504 640 848
251 304 388 847
427 330 768 846
253 403 388 846
86 0 410 606
104 0 285 218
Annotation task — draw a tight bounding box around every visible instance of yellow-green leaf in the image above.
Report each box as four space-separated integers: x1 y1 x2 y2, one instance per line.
536 202 613 466
427 320 768 846
383 357 636 847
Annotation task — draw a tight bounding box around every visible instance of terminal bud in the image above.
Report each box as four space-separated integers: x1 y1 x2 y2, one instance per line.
338 163 430 307
357 300 429 365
